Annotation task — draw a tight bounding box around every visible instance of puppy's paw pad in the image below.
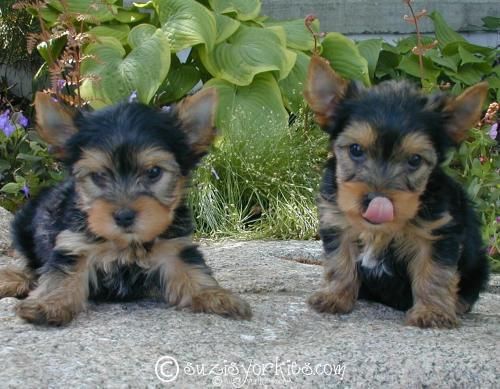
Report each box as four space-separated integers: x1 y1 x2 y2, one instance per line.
308 290 354 314
16 300 73 326
192 288 252 320
405 307 459 329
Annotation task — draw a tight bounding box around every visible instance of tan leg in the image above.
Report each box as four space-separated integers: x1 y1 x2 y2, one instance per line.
0 266 35 298
16 259 89 326
149 240 252 320
406 245 459 328
308 232 360 314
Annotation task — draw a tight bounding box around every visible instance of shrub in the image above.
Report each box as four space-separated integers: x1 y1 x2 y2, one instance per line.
189 110 327 239
0 0 40 67
0 87 62 211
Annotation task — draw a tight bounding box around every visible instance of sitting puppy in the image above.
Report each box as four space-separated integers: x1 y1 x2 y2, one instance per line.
0 89 251 325
304 56 489 328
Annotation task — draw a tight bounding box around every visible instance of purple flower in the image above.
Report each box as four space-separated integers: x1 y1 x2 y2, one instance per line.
489 123 498 141
496 216 500 224
56 79 66 91
2 121 15 137
0 110 15 137
0 110 10 127
16 113 29 128
21 184 30 199
128 90 138 103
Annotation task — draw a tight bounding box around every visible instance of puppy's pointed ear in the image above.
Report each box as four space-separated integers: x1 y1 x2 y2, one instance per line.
444 82 488 143
34 92 78 155
175 88 218 154
304 56 348 128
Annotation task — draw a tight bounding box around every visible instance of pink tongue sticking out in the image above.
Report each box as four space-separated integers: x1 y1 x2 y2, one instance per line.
362 197 394 224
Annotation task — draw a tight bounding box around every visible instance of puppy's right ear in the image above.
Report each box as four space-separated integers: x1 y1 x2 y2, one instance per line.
175 88 218 156
304 56 348 128
34 92 78 156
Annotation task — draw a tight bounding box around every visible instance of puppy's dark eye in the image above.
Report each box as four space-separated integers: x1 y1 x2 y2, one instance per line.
408 154 423 169
349 144 364 160
146 166 163 182
91 172 107 186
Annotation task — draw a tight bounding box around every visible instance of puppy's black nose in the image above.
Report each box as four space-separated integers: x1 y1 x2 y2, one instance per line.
113 208 136 228
362 192 383 210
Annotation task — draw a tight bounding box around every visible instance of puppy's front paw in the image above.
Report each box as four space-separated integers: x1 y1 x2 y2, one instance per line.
16 299 77 326
308 289 355 314
192 288 252 320
405 305 459 329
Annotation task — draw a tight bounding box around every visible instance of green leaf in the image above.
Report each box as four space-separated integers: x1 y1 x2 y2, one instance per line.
397 55 441 82
391 36 436 54
357 39 383 82
114 9 149 23
127 23 156 48
88 25 131 45
482 16 500 29
205 73 289 133
279 51 310 112
265 18 320 51
442 41 494 57
450 81 463 96
424 49 458 72
393 36 418 54
486 75 500 100
81 27 171 107
374 50 401 79
215 13 241 43
34 5 59 24
156 56 201 104
36 36 66 66
198 26 296 86
1 183 21 194
445 64 485 85
47 0 118 23
428 11 465 48
16 153 43 162
208 0 261 21
154 0 217 52
458 45 486 65
0 160 10 173
492 65 500 78
321 33 370 86
381 42 400 54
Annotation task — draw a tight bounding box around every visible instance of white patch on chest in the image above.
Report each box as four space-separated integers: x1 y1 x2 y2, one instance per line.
356 231 394 277
358 245 379 268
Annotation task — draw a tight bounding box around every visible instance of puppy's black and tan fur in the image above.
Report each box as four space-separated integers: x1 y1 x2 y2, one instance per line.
0 89 251 325
304 56 489 328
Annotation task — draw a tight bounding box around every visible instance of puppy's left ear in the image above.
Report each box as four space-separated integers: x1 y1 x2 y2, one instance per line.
304 55 348 129
34 92 78 158
175 88 218 154
444 82 488 143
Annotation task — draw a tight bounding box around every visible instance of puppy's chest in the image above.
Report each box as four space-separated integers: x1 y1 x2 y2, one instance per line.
355 232 408 277
88 240 152 269
55 230 157 272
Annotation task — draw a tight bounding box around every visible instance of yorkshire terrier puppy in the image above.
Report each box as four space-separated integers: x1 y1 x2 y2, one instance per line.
304 56 489 328
0 89 251 325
